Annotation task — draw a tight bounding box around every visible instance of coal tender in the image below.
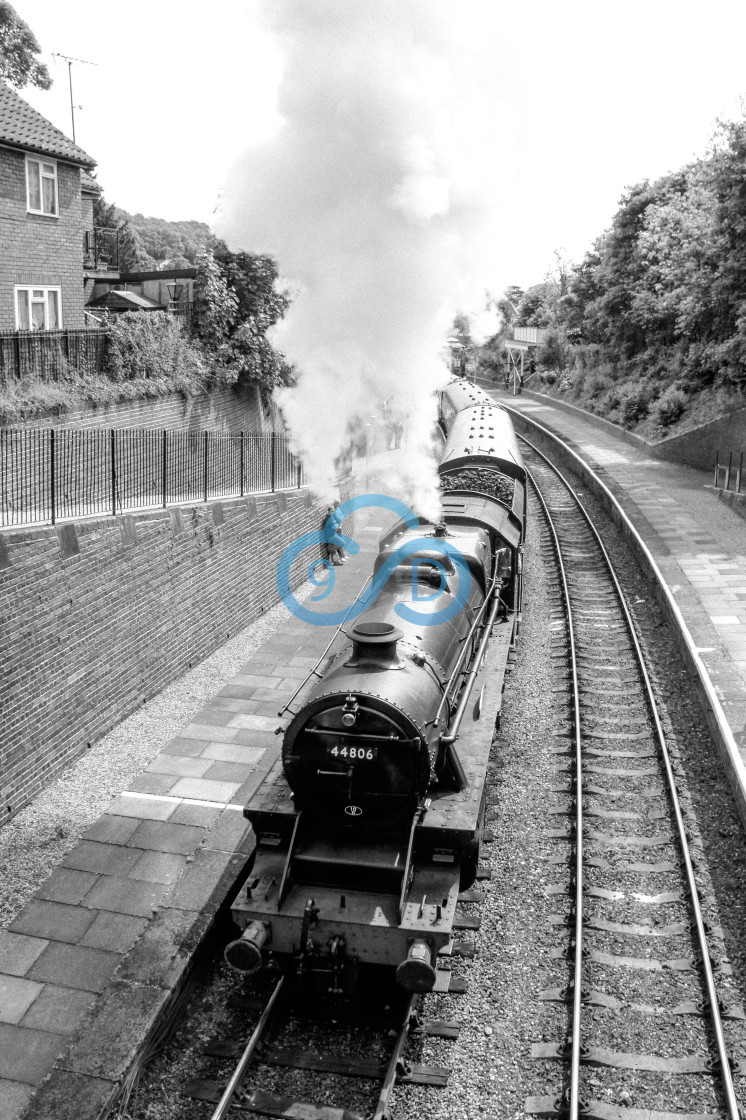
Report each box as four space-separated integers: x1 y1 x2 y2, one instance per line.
226 381 526 995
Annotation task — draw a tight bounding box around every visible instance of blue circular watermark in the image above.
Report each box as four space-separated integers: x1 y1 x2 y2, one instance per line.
276 493 472 627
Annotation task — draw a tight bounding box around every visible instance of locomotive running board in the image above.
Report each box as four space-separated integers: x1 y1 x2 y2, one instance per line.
420 612 515 843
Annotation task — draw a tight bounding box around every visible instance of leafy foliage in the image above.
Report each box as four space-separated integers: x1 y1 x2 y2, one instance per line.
193 243 294 390
192 249 238 350
116 220 157 272
113 209 212 266
503 107 746 432
618 381 652 428
0 2 51 90
651 385 687 428
104 312 207 392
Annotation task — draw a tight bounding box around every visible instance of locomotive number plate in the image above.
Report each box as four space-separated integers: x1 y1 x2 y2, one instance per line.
327 744 378 761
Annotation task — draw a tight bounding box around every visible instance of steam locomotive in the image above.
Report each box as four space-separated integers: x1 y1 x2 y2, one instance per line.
225 379 526 995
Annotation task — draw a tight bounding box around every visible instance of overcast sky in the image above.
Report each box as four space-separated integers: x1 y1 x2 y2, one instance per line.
15 0 746 295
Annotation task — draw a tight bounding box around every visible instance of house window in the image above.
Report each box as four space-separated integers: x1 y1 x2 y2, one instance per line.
26 157 58 216
15 287 62 330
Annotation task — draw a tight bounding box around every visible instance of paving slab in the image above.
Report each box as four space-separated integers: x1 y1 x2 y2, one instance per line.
0 1023 67 1085
126 819 208 853
20 986 95 1035
26 943 121 993
0 977 44 1024
62 841 144 877
80 876 168 918
35 869 98 906
9 901 97 945
128 850 189 885
0 933 48 977
78 912 148 954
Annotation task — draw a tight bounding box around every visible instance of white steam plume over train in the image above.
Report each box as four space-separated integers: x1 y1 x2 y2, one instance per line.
215 0 501 518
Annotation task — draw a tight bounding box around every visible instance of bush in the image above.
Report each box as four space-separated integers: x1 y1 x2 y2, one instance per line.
618 382 651 428
598 385 622 414
105 311 208 392
651 385 687 428
585 373 613 401
538 328 571 375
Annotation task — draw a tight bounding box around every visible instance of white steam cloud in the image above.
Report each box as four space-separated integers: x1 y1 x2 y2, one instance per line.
216 0 502 518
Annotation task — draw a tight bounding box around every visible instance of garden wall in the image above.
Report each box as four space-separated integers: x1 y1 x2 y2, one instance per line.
0 485 330 822
3 383 282 434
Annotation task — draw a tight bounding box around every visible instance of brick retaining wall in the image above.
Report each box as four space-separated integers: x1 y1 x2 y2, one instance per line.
0 487 332 821
8 383 279 434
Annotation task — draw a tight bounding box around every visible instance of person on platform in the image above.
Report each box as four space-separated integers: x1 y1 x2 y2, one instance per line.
323 500 347 565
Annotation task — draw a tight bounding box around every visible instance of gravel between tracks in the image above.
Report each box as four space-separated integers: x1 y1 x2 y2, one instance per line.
0 583 314 932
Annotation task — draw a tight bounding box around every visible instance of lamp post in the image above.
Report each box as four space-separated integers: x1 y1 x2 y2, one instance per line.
166 282 184 312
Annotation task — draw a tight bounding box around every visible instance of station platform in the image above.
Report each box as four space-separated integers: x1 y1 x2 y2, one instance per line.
493 385 746 813
0 511 385 1120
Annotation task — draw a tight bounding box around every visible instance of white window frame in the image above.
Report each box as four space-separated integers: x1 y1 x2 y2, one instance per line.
14 286 63 331
25 156 59 217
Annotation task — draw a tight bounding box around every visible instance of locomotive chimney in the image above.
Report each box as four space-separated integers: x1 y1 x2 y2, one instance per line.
346 622 404 668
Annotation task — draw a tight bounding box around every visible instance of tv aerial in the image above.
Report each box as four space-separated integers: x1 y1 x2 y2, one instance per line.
51 52 96 143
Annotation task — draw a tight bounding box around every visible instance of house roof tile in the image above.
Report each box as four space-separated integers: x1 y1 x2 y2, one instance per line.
0 80 96 168
81 170 101 194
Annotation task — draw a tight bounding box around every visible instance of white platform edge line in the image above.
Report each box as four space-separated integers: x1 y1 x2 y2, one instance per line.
119 790 244 811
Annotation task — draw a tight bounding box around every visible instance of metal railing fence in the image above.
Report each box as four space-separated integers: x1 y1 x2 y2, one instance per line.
0 330 109 383
1 428 305 527
83 227 120 271
714 450 744 493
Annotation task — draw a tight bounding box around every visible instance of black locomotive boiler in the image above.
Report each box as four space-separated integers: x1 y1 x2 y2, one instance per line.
226 381 526 994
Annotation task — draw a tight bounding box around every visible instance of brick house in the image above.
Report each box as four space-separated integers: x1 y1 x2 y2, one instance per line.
0 79 96 332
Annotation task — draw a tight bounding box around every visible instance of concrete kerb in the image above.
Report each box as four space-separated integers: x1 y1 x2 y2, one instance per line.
505 404 746 839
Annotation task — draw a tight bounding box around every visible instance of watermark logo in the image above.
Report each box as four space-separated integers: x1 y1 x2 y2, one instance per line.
276 493 472 627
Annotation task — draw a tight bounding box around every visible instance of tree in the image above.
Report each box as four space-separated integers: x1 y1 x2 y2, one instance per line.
632 163 718 346
213 245 292 332
494 286 524 331
0 2 51 90
116 220 156 271
192 244 294 390
192 249 238 350
92 191 118 230
708 116 746 378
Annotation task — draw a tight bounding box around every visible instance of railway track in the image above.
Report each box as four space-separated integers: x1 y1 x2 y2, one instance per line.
179 887 487 1119
522 437 746 1120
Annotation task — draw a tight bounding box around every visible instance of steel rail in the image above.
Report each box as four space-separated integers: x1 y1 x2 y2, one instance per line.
523 460 585 1118
372 994 418 1120
523 434 741 1120
207 975 285 1120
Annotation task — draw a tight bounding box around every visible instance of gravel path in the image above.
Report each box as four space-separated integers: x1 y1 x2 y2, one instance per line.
0 583 314 932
